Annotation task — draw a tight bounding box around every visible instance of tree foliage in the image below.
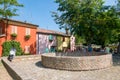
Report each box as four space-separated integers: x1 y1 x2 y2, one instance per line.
0 0 23 18
53 0 120 46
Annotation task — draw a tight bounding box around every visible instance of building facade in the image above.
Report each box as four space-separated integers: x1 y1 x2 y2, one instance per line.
37 28 70 54
0 18 38 56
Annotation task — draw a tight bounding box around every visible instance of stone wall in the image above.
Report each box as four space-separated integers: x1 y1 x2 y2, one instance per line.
41 53 112 71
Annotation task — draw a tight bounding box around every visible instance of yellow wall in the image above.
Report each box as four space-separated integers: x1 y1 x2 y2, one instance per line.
57 36 70 51
57 36 62 51
65 37 70 48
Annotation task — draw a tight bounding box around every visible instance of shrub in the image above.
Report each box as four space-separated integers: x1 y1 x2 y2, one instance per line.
2 40 23 56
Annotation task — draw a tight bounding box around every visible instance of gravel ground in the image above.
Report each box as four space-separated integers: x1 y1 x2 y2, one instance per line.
0 60 13 80
1 54 120 80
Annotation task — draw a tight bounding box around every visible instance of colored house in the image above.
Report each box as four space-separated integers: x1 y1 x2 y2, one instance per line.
0 18 38 56
56 35 70 51
36 28 70 54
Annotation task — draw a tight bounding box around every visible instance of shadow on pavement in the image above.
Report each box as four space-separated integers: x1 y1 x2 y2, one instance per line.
35 61 45 68
112 54 120 66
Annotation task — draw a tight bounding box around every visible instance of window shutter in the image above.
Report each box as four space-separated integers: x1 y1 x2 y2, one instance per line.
25 46 30 53
28 28 30 35
15 26 17 34
11 26 17 34
25 28 27 35
11 26 14 33
49 35 53 41
26 28 30 35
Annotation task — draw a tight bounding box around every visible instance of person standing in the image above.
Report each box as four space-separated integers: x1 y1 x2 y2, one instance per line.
70 35 75 52
105 45 110 53
100 46 105 52
8 47 16 62
88 44 93 53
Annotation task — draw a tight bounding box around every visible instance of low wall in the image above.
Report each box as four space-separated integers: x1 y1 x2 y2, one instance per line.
41 53 113 71
1 59 22 80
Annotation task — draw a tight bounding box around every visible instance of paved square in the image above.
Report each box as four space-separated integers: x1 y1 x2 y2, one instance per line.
2 54 120 80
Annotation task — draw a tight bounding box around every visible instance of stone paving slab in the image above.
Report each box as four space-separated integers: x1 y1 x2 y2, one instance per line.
0 60 13 80
2 54 120 80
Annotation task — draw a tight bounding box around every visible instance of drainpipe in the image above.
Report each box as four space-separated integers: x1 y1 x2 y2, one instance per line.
37 33 40 54
4 19 8 41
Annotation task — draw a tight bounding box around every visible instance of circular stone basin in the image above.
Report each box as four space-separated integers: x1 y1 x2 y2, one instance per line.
41 52 112 71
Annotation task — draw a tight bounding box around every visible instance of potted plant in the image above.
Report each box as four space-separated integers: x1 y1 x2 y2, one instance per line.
25 35 31 40
11 33 17 38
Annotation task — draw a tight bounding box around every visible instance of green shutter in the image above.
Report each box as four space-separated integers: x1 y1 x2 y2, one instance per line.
49 35 53 40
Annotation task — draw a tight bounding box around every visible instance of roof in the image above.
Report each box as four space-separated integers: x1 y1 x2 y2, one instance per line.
0 18 39 28
37 28 70 37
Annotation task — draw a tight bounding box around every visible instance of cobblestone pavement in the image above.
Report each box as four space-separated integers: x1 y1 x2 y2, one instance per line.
2 54 120 80
0 60 13 80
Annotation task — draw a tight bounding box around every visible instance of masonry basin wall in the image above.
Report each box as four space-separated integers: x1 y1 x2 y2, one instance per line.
41 53 113 71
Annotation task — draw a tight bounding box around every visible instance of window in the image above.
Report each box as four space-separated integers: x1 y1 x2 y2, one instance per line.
25 46 30 53
26 28 30 35
11 26 17 34
0 27 2 35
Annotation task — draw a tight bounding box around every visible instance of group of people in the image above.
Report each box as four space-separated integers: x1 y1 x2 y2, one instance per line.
88 45 111 53
75 44 111 54
100 45 110 53
89 45 111 53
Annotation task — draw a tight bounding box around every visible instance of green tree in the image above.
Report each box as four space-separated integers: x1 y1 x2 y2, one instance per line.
0 0 23 18
112 0 120 53
53 0 120 46
94 6 119 46
0 0 23 40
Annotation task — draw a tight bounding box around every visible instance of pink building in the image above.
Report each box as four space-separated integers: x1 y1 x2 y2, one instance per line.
37 28 57 54
36 28 70 54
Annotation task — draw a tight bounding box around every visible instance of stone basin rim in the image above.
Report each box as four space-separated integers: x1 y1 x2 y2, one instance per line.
41 52 109 58
41 53 112 71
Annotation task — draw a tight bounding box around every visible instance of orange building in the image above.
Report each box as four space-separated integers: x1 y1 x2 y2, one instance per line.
0 18 38 57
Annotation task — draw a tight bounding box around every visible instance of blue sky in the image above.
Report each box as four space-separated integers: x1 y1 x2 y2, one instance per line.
12 0 117 32
105 0 117 5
